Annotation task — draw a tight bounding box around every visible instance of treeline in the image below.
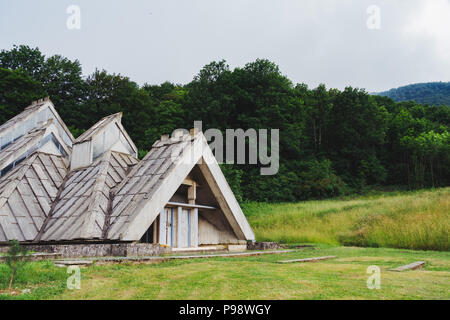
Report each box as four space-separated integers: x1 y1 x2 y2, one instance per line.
1 45 449 202
376 82 450 106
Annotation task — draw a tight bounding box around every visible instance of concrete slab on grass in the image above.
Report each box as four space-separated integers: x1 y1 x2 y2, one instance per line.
278 256 337 264
54 260 94 267
390 261 425 272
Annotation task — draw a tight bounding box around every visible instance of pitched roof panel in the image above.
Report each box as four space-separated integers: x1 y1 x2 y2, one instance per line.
0 153 68 242
0 103 42 137
0 125 47 170
75 113 121 143
0 99 74 151
38 151 137 241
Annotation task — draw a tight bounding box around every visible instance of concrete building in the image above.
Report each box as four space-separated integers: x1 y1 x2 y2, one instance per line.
0 98 254 254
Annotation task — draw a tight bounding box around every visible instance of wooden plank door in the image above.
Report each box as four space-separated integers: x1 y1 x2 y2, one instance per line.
166 207 174 247
160 206 198 248
177 208 198 248
178 208 189 248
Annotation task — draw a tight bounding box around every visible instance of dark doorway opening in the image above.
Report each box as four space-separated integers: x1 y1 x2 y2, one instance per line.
140 217 159 243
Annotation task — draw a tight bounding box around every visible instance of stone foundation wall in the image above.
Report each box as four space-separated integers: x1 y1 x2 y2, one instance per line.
247 241 281 250
17 243 171 258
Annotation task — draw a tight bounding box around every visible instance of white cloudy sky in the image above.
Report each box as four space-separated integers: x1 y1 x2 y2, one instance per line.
0 0 449 92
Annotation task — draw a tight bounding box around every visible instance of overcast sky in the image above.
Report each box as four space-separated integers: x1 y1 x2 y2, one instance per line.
0 0 449 92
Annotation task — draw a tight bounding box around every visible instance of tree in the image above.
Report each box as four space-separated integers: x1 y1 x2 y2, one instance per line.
39 55 85 126
83 70 159 151
0 68 47 124
0 45 45 79
0 45 85 129
324 88 389 186
4 240 29 290
304 84 332 152
401 130 450 187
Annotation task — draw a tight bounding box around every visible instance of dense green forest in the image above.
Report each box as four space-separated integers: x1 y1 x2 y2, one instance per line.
1 45 449 202
376 82 450 106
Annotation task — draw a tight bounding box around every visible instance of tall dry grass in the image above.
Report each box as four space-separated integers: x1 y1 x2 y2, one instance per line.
243 188 449 251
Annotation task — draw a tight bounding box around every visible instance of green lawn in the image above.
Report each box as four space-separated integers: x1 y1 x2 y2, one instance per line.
243 188 450 251
0 188 448 300
0 245 449 300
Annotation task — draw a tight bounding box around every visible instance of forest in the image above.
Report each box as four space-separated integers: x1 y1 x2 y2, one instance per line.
376 82 450 106
1 45 449 202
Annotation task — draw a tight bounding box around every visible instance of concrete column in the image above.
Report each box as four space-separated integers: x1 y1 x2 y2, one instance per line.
192 208 198 247
153 217 158 243
188 183 197 205
177 206 183 248
187 209 191 247
159 208 166 245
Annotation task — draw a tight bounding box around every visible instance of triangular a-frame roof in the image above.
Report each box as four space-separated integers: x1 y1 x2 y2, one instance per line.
75 112 138 157
0 97 74 149
106 131 255 242
0 119 71 174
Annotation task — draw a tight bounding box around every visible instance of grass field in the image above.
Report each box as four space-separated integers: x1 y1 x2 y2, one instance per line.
0 188 448 300
243 188 450 251
0 245 449 300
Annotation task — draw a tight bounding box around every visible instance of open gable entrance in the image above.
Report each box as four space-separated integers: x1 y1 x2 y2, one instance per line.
139 165 237 248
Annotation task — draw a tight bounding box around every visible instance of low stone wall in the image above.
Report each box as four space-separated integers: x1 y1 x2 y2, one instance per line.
0 252 62 262
247 241 281 251
20 243 171 258
125 244 171 257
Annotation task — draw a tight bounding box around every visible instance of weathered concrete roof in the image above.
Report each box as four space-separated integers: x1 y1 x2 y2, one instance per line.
74 112 138 158
76 113 122 143
0 152 68 242
107 133 195 239
0 119 71 174
0 98 74 147
38 151 138 241
0 102 42 137
0 124 48 171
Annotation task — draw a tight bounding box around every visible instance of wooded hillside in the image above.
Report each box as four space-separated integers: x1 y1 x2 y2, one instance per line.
376 82 450 106
1 45 449 202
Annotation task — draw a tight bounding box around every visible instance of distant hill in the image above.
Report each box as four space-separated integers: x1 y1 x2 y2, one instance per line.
375 82 450 106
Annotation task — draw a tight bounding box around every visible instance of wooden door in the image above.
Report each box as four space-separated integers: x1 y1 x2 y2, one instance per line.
178 208 189 248
166 207 174 247
160 206 198 248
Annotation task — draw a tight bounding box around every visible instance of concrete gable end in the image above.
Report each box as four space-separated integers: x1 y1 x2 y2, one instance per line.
108 133 255 242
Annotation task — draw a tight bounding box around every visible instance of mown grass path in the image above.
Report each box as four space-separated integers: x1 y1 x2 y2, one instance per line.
1 245 447 300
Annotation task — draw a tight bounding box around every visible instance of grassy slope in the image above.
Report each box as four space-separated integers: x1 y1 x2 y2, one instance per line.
1 246 449 300
243 188 450 251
